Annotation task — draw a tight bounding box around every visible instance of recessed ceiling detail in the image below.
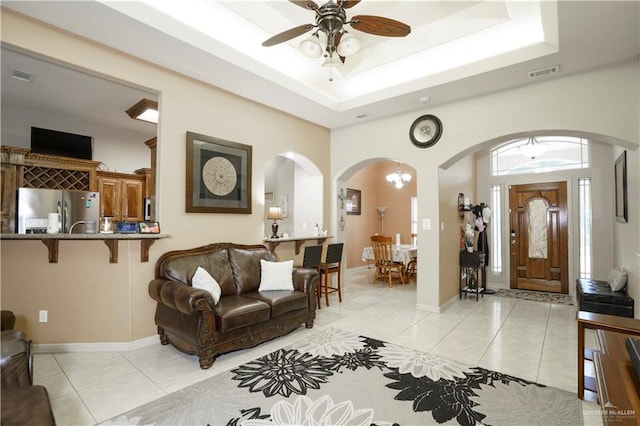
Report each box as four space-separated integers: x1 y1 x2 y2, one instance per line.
99 0 557 109
2 1 638 129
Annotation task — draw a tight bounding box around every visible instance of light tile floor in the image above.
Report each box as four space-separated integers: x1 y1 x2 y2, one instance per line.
33 267 604 425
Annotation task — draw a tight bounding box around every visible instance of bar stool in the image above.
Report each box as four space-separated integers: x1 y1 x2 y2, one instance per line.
300 245 323 309
318 243 344 307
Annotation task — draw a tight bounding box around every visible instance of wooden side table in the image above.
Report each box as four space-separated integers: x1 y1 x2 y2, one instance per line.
459 250 486 301
593 330 640 425
577 311 640 402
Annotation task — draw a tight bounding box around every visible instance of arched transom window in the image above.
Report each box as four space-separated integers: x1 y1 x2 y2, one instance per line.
491 136 589 176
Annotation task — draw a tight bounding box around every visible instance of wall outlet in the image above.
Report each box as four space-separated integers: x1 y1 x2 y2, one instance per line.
39 310 48 323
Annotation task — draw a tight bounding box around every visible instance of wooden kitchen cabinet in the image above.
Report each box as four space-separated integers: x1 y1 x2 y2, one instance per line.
1 146 100 233
97 172 144 221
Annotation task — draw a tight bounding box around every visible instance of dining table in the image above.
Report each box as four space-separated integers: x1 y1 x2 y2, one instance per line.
361 244 417 266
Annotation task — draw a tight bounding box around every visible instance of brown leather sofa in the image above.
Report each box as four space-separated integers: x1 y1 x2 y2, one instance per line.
1 328 56 425
149 243 319 369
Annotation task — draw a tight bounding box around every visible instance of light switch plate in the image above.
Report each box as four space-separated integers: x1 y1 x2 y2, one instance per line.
422 218 431 230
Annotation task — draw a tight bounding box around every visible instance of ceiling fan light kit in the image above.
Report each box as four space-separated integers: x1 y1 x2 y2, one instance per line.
299 33 323 58
336 32 361 56
263 0 411 80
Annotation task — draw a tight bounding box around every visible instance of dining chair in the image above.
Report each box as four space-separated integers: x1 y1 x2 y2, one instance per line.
318 242 344 307
370 235 405 286
406 233 418 278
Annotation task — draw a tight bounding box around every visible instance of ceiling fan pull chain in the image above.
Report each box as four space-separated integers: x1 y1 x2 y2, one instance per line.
329 58 334 82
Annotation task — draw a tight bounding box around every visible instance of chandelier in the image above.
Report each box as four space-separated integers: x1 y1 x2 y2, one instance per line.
519 136 547 159
386 163 411 189
261 1 411 81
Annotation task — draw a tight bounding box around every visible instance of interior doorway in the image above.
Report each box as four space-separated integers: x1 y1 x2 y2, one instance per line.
509 181 568 293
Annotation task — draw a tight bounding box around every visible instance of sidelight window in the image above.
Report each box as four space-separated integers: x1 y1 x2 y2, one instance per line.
578 178 592 278
490 184 502 273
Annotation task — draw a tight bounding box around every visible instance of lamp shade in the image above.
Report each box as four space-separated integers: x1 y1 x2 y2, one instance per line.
299 34 323 58
267 206 283 220
337 33 361 57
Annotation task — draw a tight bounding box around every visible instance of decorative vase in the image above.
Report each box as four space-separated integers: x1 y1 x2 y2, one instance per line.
466 246 473 253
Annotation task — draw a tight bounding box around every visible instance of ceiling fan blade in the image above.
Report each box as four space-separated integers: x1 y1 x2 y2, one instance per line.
262 24 315 47
289 0 319 11
338 0 361 9
333 32 346 63
350 15 411 37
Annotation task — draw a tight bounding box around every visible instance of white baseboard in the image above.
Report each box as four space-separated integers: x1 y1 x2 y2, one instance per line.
33 335 157 354
439 294 461 312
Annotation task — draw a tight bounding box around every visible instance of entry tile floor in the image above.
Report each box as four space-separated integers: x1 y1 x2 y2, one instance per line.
34 267 603 425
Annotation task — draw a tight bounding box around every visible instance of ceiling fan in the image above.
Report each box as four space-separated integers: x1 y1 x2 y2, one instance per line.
262 0 411 76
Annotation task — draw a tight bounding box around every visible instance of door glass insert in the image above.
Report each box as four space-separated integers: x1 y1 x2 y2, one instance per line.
527 198 548 259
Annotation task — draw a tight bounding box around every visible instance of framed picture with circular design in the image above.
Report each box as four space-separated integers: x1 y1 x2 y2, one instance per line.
409 114 442 148
186 131 252 213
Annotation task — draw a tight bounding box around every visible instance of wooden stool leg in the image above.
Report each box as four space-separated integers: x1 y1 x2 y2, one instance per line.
337 269 342 302
316 271 322 309
324 271 330 307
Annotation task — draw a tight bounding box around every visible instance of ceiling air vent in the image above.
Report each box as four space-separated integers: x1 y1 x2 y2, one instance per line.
11 68 35 82
527 65 559 80
354 113 370 120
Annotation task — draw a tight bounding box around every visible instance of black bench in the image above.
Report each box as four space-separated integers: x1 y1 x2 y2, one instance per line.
576 278 634 318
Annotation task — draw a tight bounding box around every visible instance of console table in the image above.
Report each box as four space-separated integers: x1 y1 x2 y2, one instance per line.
593 330 640 425
577 311 640 416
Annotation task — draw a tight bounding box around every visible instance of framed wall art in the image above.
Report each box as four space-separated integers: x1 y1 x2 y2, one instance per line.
614 150 627 223
186 131 252 213
346 188 361 215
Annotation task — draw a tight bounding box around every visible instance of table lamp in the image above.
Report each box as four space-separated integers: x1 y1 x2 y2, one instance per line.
267 206 283 238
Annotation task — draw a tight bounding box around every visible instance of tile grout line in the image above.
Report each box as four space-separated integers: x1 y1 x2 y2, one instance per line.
534 302 553 384
50 353 98 426
474 298 520 366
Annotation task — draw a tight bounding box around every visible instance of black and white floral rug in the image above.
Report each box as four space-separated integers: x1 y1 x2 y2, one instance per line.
492 288 574 305
103 328 582 426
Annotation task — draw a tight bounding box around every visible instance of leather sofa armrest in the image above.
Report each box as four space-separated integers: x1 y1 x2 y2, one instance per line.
293 268 319 294
149 278 215 315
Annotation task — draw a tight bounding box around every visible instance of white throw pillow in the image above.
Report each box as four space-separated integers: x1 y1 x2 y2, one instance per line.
259 259 294 291
608 268 628 292
191 267 222 304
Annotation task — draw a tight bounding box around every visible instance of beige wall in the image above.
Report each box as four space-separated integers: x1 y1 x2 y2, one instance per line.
0 10 330 344
344 161 417 269
438 155 476 305
332 59 640 312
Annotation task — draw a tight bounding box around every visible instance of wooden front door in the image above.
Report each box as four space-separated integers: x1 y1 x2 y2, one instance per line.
509 181 568 293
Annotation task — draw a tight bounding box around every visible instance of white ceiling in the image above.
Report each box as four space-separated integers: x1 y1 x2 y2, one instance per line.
2 1 639 130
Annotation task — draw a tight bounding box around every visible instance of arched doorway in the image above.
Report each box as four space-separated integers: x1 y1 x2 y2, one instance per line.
263 153 323 239
335 159 417 275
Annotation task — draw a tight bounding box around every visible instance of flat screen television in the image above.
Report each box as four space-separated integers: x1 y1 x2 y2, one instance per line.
30 127 93 160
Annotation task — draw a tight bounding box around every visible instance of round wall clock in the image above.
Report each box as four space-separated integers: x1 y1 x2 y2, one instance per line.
409 114 442 148
202 156 237 196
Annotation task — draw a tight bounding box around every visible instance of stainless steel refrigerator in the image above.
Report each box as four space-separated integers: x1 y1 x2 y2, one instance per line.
17 188 100 234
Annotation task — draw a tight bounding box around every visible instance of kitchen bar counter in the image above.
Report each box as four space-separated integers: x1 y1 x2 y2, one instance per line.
263 235 332 255
1 233 169 263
